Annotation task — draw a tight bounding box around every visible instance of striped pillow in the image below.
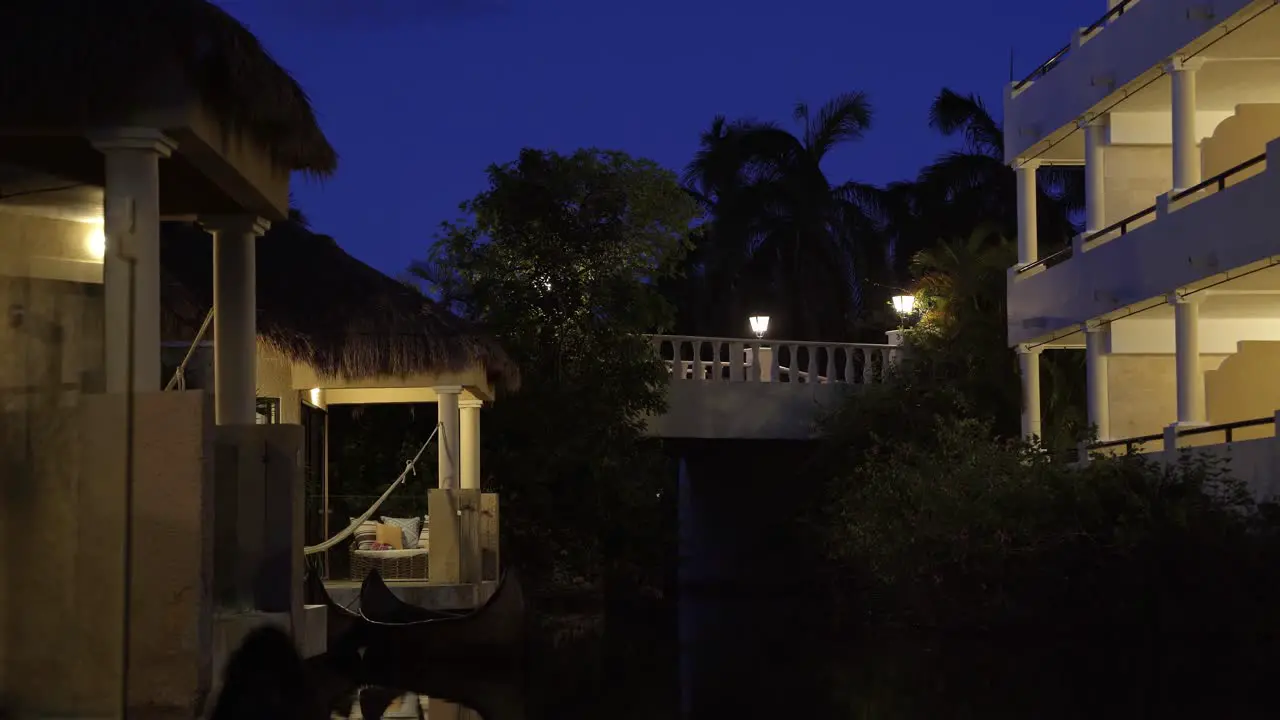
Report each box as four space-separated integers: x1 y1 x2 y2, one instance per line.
418 514 430 551
350 518 378 551
380 516 422 550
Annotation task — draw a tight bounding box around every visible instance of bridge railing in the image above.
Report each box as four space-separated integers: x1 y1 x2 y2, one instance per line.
649 335 896 385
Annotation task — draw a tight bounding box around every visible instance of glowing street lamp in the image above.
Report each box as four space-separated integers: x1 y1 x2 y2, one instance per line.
890 294 917 317
748 315 770 339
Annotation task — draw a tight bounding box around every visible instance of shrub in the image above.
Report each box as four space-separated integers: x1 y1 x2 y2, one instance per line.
824 416 1280 631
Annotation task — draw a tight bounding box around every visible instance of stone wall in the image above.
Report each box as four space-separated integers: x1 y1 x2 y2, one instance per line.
0 391 216 718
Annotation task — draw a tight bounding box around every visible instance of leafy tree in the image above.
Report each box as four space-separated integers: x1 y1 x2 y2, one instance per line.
680 93 883 340
413 148 697 596
852 89 1083 323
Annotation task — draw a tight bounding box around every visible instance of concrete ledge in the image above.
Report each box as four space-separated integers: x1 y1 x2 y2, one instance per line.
300 605 327 659
323 580 497 611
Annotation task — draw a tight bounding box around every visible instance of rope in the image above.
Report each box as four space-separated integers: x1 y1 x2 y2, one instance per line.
303 423 440 555
165 308 214 391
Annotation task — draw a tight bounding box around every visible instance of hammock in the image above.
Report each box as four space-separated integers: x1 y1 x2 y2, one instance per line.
303 423 440 555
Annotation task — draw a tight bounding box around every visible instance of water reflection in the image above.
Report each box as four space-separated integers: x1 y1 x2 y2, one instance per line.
232 594 1280 720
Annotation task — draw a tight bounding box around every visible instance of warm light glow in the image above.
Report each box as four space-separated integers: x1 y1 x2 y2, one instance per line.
86 227 106 260
891 295 917 316
748 315 770 338
309 388 322 406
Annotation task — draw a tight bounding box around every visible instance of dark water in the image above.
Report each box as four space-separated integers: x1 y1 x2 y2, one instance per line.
288 594 1280 720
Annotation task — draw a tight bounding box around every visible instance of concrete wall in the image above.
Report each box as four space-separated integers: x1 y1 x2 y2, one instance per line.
1003 0 1257 161
1202 104 1280 178
647 381 852 440
1103 145 1172 227
1107 353 1229 442
1 391 216 718
1008 139 1280 346
1153 435 1280 501
0 211 104 284
1206 341 1280 440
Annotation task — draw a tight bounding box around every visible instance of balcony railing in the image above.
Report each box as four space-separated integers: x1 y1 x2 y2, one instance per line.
1015 151 1269 276
1088 415 1277 457
1170 153 1267 203
1083 203 1158 246
1175 416 1275 444
650 335 896 385
1013 0 1138 92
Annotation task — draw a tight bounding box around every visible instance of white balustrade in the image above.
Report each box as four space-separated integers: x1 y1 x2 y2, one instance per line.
649 335 896 385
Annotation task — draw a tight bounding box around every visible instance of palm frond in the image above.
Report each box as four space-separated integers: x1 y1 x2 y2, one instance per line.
929 88 1002 159
801 91 873 162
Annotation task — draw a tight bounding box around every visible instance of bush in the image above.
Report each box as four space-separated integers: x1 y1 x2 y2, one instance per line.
824 416 1280 632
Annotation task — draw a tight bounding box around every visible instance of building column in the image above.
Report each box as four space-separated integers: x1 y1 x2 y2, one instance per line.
1166 57 1205 191
1018 346 1042 440
1080 116 1107 233
202 216 270 425
459 397 483 490
92 128 177 393
1171 294 1206 425
1085 324 1112 442
1016 160 1040 266
435 386 462 490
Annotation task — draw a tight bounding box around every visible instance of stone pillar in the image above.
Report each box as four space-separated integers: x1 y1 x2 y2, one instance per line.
203 217 270 425
92 128 176 393
1080 116 1107 233
459 397 482 490
1085 324 1111 442
1171 294 1206 425
756 346 773 382
1018 346 1042 440
1016 160 1040 266
435 386 461 490
1166 57 1205 191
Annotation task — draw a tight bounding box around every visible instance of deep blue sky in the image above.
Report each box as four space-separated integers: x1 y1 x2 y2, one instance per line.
217 0 1096 277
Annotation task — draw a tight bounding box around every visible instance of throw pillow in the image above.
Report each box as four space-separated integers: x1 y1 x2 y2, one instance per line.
374 523 404 550
380 515 422 550
350 518 378 551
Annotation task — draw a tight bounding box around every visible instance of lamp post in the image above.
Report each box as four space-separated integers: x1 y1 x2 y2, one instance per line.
888 294 918 363
747 315 772 382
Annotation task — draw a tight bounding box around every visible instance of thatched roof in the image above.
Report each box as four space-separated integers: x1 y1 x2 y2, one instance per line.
160 220 519 391
0 0 336 175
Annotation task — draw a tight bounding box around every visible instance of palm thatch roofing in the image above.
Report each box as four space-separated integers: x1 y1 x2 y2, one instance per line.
0 0 336 175
160 219 519 391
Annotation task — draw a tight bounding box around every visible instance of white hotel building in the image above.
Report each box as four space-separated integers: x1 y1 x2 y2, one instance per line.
1006 0 1280 494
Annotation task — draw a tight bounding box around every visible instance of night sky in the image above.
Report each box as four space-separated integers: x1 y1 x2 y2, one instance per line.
216 0 1095 277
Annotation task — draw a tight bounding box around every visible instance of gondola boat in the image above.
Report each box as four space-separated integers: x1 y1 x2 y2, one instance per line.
357 569 527 665
303 564 365 655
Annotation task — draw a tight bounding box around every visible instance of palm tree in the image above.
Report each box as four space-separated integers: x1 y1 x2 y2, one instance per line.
861 89 1082 288
681 93 884 340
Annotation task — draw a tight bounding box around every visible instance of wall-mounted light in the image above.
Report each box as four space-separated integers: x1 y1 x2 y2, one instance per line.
86 226 106 260
309 387 322 407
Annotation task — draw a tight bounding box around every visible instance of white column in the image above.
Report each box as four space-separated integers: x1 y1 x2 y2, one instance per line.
1016 160 1040 265
92 128 176 393
1085 324 1111 442
435 386 462 490
1080 116 1107 233
459 397 483 490
203 216 269 425
1166 58 1205 191
1018 346 1042 440
1171 294 1206 425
